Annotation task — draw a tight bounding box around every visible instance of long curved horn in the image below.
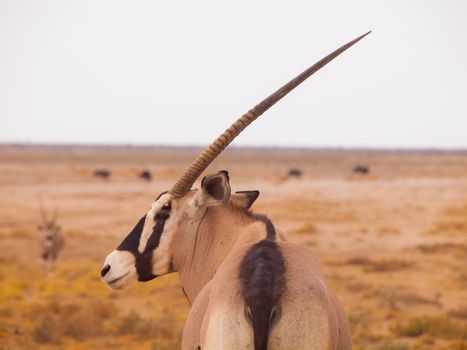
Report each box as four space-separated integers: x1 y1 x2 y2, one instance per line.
170 31 371 197
37 195 48 225
51 207 59 225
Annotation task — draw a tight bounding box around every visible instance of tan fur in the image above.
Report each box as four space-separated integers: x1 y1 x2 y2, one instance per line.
38 202 65 275
169 191 351 349
103 173 351 349
40 229 65 276
41 232 65 259
104 32 370 347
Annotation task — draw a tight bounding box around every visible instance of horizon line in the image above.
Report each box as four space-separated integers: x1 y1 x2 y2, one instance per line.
1 142 467 153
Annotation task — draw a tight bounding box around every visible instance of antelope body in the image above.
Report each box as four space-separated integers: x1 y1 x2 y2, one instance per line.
38 204 65 275
139 169 152 181
353 165 370 175
287 168 303 178
101 32 370 349
93 169 111 179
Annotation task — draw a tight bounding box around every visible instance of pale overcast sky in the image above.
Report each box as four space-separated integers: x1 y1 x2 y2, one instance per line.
0 0 466 148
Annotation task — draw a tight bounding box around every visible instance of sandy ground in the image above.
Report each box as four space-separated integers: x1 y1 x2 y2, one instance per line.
0 145 466 350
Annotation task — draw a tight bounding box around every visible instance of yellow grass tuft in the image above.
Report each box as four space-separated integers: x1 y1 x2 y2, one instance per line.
449 306 467 320
393 316 467 339
427 220 467 236
292 222 319 235
377 226 401 235
346 257 414 272
3 228 35 238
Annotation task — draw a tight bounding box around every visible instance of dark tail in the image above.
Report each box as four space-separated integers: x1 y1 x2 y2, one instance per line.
239 239 286 350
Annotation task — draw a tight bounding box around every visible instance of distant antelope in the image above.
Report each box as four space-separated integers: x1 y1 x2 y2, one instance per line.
287 168 303 178
139 169 152 181
101 32 370 349
38 202 65 275
93 169 111 179
353 165 370 175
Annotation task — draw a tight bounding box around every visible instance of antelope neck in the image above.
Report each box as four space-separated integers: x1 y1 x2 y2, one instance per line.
174 205 265 303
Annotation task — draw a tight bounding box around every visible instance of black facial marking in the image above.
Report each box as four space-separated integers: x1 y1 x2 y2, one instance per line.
116 199 172 282
117 215 146 252
155 201 171 221
144 217 166 252
135 253 156 281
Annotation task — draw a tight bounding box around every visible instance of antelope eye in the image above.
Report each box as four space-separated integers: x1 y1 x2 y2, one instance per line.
162 202 171 209
156 210 170 220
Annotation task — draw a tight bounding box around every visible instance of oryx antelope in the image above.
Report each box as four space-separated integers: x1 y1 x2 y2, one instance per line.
102 32 370 349
93 169 111 179
353 165 370 175
287 168 303 178
38 202 65 275
139 169 152 181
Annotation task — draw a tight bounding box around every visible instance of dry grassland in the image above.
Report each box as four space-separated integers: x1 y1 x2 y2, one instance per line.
1 145 466 349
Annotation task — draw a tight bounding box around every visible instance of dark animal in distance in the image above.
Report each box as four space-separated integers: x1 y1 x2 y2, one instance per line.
353 165 370 175
139 169 152 181
287 168 303 178
93 169 111 179
37 201 65 276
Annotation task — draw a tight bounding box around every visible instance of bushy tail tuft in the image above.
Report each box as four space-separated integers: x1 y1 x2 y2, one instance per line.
239 240 286 350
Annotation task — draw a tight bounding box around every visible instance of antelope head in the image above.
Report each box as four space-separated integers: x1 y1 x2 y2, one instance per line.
101 32 370 290
38 201 60 245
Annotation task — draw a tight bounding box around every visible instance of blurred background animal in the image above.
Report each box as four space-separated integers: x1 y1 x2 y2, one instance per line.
37 200 65 276
139 169 152 181
353 165 370 175
287 168 303 179
93 169 111 179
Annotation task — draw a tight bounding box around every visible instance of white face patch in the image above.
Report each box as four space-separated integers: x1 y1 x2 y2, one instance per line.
152 207 177 275
102 250 137 290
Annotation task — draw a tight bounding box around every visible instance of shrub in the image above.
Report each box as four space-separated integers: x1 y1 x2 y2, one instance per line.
32 315 62 344
393 316 467 339
369 341 409 350
293 222 318 235
114 310 180 340
346 257 413 272
63 309 103 341
449 306 467 319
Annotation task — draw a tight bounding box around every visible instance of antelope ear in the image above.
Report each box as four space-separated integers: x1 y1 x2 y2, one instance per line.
231 190 260 209
192 171 231 208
